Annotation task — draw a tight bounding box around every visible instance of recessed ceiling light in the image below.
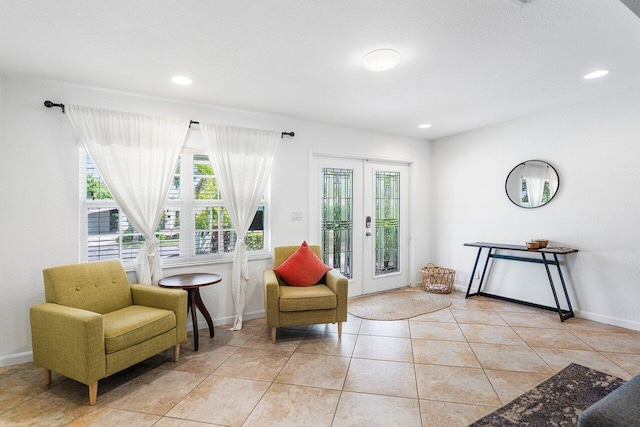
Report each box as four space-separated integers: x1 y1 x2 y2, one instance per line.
418 124 432 129
583 70 609 80
363 49 401 72
172 75 192 85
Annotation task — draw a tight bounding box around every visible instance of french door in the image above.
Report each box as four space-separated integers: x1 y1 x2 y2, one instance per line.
310 156 410 296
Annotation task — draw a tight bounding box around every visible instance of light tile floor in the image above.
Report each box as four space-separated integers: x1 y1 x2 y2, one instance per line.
1 290 639 426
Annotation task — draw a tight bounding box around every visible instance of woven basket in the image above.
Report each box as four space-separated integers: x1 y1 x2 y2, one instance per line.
421 263 455 294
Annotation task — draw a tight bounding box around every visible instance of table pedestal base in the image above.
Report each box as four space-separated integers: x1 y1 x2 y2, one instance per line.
187 288 214 351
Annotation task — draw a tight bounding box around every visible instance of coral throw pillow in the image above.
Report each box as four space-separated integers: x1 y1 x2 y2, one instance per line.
274 241 331 287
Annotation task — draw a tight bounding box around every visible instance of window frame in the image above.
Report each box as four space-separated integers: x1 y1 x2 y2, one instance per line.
79 147 271 268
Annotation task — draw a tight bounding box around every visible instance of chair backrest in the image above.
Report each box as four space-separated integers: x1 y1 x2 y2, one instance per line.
43 260 133 314
273 245 323 269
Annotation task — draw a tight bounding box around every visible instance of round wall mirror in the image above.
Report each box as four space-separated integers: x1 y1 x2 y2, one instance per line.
505 160 559 208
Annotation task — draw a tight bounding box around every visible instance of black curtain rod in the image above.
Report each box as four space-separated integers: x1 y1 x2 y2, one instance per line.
44 101 295 139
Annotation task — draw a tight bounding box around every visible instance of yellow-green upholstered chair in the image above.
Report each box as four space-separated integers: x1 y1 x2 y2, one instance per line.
30 260 187 405
263 245 348 343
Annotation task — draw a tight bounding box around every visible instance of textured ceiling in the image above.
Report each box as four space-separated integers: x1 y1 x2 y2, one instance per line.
1 0 639 139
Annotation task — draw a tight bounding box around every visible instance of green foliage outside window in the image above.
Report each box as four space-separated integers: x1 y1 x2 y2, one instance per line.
87 174 112 199
521 179 551 205
87 153 265 262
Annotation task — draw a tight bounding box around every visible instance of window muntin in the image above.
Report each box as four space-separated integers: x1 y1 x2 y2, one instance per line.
81 151 268 266
194 206 235 255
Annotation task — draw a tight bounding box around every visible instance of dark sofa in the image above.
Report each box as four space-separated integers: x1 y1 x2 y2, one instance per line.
577 373 640 426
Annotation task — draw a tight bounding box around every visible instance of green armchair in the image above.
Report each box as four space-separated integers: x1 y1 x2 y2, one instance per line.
30 260 187 405
264 245 348 343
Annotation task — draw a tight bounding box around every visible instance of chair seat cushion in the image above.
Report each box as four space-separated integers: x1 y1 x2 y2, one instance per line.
279 284 337 312
103 305 176 354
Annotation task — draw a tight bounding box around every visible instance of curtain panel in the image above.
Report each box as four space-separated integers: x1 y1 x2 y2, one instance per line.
524 162 547 208
67 105 189 285
200 124 279 330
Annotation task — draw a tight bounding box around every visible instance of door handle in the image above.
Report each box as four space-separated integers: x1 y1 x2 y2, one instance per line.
366 232 372 236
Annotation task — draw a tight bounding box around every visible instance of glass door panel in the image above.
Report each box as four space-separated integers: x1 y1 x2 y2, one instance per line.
375 171 400 275
364 162 409 294
310 156 363 297
321 168 354 279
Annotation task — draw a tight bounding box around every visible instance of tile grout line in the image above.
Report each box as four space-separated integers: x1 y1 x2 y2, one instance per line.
408 317 423 425
240 325 304 426
459 309 503 406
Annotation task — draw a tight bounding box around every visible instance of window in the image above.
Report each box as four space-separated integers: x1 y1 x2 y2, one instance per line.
520 178 551 206
81 149 269 267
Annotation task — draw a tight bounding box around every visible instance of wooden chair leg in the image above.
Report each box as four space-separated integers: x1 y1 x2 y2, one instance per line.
43 368 51 385
174 344 180 362
89 381 98 406
337 322 342 338
270 327 277 343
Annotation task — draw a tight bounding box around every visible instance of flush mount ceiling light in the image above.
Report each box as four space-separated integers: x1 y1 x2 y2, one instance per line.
363 49 401 72
171 75 192 85
418 124 432 129
583 70 609 80
504 0 532 6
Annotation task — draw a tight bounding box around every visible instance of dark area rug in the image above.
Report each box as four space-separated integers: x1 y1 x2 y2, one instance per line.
470 363 625 427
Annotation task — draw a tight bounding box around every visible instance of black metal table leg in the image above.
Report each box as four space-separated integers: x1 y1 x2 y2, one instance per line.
541 253 564 320
466 247 483 297
553 253 575 321
477 248 493 294
466 247 493 298
541 253 574 321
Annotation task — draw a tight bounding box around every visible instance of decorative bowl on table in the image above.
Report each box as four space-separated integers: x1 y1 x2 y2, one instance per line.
534 239 549 248
526 241 540 249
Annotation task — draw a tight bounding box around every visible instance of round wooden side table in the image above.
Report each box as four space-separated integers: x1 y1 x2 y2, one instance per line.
158 273 221 351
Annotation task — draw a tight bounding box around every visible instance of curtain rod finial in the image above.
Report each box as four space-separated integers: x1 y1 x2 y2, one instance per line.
44 100 65 113
281 131 295 138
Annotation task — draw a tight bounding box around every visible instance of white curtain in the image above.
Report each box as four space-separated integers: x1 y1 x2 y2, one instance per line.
200 124 279 330
67 105 189 285
524 162 547 207
548 168 559 197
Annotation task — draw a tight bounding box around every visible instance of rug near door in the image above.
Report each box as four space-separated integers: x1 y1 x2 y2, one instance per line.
347 288 451 320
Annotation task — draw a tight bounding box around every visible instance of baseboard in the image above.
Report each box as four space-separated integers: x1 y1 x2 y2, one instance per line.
574 309 640 332
189 309 266 332
0 351 33 368
1 309 268 368
452 285 640 332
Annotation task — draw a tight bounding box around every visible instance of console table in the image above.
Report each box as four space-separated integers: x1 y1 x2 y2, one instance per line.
463 242 578 321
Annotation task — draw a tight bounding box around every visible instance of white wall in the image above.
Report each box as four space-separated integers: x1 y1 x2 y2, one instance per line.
431 90 640 330
0 76 432 366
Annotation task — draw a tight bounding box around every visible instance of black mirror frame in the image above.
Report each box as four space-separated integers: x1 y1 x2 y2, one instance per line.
505 160 560 209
